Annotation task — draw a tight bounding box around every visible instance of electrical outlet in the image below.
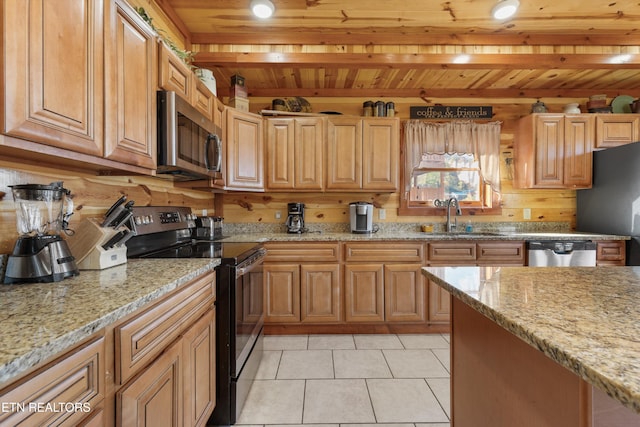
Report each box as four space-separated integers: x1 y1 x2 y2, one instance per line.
379 209 386 220
202 209 208 216
275 211 281 220
523 208 531 220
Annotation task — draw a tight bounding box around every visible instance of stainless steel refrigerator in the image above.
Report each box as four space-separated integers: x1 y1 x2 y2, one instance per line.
577 141 640 265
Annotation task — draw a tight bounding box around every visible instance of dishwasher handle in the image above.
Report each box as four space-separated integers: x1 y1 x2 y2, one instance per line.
527 241 596 253
527 240 597 267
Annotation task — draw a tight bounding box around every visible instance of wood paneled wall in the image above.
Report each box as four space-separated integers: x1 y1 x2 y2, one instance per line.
0 96 578 254
0 161 215 254
221 96 578 230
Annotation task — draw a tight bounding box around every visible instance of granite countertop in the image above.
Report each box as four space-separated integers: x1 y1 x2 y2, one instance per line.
422 266 640 414
0 258 219 387
220 231 629 243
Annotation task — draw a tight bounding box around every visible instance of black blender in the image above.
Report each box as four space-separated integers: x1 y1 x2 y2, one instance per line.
4 182 79 284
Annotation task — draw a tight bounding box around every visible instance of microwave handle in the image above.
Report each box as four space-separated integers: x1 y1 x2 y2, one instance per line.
206 133 222 172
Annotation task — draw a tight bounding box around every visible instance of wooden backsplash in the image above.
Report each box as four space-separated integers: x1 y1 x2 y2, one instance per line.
0 98 578 252
221 96 577 230
0 160 216 254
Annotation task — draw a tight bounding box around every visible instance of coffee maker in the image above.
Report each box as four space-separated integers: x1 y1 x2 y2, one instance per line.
349 201 374 233
4 182 79 284
286 203 306 233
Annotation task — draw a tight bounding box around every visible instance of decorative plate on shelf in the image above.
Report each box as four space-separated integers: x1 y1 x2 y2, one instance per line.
611 95 635 113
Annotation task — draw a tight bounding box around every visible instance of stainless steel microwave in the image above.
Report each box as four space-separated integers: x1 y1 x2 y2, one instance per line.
157 90 223 181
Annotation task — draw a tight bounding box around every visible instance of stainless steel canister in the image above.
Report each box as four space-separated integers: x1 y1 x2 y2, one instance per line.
374 101 385 117
363 101 374 116
385 102 395 117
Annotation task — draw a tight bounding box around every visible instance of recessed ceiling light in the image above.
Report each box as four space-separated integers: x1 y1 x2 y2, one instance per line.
610 54 632 64
453 54 471 64
251 0 275 19
492 0 519 20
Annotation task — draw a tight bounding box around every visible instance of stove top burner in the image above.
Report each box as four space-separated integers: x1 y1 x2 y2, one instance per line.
138 241 260 264
124 206 263 265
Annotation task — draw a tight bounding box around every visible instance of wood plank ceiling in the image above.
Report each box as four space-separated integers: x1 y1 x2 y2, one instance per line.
158 0 640 99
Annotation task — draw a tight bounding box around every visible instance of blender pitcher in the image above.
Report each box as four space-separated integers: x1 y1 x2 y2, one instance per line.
4 182 79 284
11 182 74 236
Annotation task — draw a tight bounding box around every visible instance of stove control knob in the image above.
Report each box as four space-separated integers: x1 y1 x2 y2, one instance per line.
134 216 143 225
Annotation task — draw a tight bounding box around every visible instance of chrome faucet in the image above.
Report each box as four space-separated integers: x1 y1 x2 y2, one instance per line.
434 197 462 232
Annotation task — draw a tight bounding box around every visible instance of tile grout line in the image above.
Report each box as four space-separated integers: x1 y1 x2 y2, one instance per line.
301 378 307 424
424 377 452 423
364 377 379 424
274 350 284 379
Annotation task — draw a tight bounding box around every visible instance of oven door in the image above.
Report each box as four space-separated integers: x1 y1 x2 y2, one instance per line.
234 252 265 378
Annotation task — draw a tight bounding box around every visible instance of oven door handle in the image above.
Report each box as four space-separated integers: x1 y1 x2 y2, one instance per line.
236 249 266 278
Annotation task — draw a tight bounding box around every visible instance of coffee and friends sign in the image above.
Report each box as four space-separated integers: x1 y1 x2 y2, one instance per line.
410 105 493 120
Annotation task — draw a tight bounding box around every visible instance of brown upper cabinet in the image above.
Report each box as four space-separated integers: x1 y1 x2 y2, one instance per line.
1 0 157 173
326 117 399 192
158 41 194 103
158 42 217 123
266 117 325 191
594 115 640 149
515 114 594 189
2 0 104 157
104 0 157 170
225 109 264 191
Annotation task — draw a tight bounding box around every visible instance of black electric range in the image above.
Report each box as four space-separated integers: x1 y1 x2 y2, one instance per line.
125 206 265 425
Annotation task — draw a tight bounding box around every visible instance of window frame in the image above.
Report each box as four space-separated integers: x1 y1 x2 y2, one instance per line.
399 139 502 216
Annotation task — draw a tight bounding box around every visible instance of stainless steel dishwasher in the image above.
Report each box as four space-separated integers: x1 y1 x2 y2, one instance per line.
527 241 597 266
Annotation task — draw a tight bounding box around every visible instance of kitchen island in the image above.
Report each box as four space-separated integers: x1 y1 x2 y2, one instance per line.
423 266 640 427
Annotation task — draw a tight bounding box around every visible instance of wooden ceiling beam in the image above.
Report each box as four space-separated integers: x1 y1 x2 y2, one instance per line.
194 52 640 70
192 31 640 46
216 87 626 99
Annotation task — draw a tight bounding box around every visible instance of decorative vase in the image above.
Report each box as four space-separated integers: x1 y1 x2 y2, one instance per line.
531 101 547 113
195 68 217 96
563 103 581 114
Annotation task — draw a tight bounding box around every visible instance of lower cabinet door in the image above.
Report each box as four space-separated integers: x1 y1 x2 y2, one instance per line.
183 309 216 427
428 279 451 324
384 264 426 322
264 264 301 323
344 264 384 322
118 339 183 427
301 264 342 323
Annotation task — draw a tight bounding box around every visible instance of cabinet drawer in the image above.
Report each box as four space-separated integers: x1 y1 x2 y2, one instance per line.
0 337 104 427
428 242 476 262
596 241 626 261
477 242 525 264
116 272 215 384
344 242 424 262
265 242 340 262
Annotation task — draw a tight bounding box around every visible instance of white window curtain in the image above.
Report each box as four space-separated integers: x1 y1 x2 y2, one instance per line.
404 120 502 194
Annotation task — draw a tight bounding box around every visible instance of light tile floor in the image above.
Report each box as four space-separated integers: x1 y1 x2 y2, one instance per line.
236 334 451 427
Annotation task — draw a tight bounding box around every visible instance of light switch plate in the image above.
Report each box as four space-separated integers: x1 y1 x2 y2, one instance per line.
523 208 531 220
379 209 386 220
